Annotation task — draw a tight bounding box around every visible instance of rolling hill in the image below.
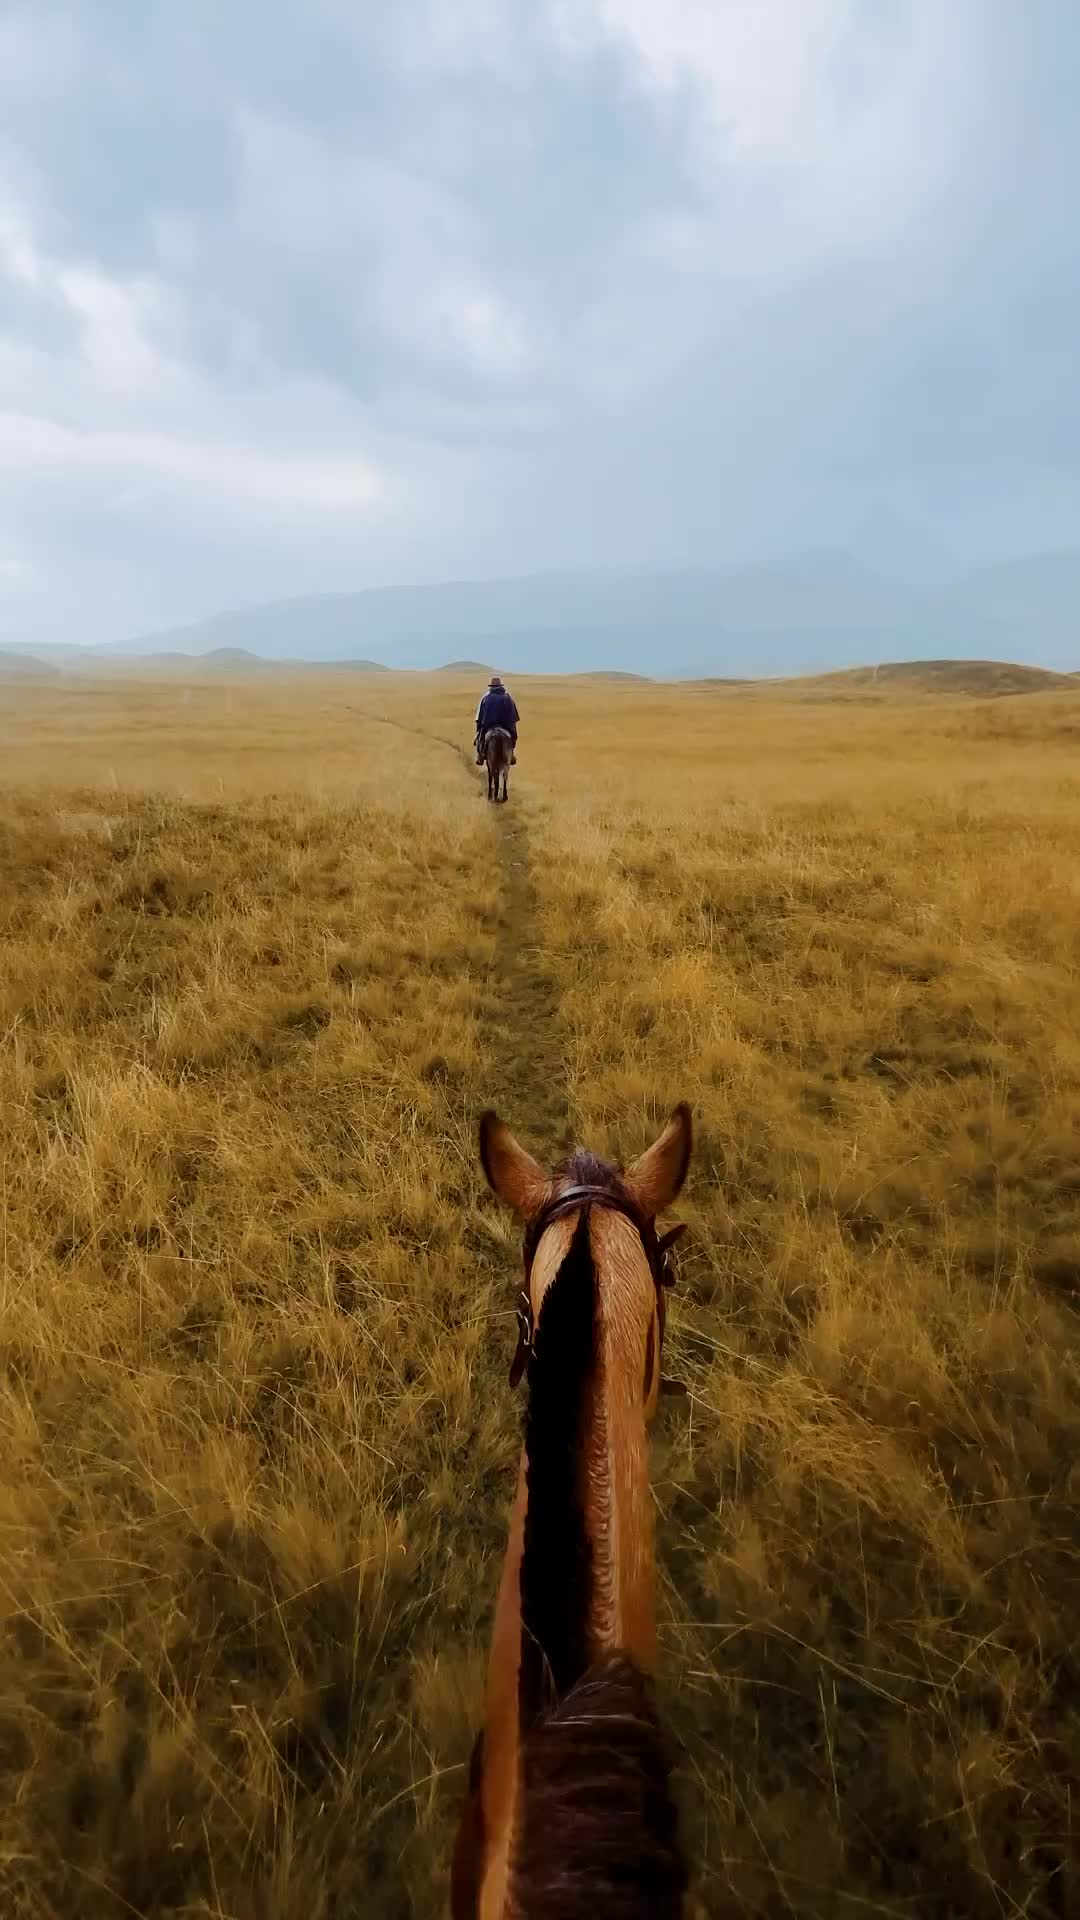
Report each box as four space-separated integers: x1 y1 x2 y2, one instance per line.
790 659 1079 698
199 647 265 672
0 650 61 679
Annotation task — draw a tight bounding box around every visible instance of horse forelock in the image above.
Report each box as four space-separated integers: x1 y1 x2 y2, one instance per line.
551 1148 623 1193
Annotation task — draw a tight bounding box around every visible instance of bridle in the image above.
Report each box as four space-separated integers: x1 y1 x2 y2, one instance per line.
508 1183 687 1391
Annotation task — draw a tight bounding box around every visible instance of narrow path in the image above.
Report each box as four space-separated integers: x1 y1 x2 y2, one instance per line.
482 798 572 1155
349 701 572 1151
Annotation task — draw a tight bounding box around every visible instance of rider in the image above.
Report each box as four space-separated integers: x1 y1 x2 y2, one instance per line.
474 675 519 767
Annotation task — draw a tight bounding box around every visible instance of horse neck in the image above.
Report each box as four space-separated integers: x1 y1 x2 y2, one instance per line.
498 1209 684 1919
518 1207 657 1727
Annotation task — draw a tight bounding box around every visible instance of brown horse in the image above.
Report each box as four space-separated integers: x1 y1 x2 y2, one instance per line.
484 727 512 803
452 1105 693 1920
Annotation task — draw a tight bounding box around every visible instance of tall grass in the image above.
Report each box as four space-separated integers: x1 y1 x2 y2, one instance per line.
2 668 1079 1917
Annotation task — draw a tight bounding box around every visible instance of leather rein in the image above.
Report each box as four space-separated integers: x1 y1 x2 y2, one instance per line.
508 1182 687 1391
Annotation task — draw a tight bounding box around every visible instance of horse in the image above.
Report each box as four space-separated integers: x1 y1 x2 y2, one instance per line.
451 1104 693 1920
483 727 512 803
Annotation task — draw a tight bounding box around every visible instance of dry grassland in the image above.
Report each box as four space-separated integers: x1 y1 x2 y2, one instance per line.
2 667 1079 1919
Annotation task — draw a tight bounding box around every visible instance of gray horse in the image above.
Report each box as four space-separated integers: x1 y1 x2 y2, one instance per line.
484 727 512 803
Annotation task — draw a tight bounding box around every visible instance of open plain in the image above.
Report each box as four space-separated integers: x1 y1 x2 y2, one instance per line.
2 667 1079 1918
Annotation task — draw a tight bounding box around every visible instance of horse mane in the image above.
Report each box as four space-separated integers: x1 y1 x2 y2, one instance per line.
515 1654 686 1919
515 1203 686 1918
519 1208 596 1725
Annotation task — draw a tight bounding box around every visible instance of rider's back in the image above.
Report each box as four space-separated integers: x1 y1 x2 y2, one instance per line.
481 688 517 731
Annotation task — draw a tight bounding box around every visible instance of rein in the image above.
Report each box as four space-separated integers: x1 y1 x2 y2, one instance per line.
509 1184 687 1391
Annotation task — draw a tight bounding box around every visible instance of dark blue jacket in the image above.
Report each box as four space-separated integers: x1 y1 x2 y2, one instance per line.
476 688 519 734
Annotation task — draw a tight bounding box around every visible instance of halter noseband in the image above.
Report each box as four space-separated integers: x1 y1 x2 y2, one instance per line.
509 1183 687 1390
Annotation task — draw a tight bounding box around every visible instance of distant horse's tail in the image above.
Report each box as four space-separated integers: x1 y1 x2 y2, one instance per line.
484 727 512 800
511 1652 686 1918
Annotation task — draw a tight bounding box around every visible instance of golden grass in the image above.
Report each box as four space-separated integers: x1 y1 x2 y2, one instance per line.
2 668 1080 1918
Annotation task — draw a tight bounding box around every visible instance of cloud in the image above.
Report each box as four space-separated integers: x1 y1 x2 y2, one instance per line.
552 0 849 149
0 0 1077 652
377 0 523 75
0 201 44 288
150 212 200 276
436 286 532 377
1 193 184 396
55 266 176 393
0 7 81 100
0 182 393 538
232 107 536 390
554 0 984 267
0 411 388 513
556 0 917 155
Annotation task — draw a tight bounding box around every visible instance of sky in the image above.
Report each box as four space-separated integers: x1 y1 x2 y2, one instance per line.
1 1 1078 647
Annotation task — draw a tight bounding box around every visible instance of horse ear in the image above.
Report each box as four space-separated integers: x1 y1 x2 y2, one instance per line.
626 1103 693 1218
479 1111 548 1217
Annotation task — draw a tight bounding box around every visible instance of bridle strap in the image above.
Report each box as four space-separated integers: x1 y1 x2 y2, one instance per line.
508 1184 686 1389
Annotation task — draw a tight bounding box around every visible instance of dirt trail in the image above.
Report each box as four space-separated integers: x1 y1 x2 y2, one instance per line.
350 701 572 1151
482 796 572 1154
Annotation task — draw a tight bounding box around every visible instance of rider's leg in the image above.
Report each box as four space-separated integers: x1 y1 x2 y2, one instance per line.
509 728 517 766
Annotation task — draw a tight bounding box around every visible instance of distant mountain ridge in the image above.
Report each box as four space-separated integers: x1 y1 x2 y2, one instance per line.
107 556 1079 678
3 553 1078 679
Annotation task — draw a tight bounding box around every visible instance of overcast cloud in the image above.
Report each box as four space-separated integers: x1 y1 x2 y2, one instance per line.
0 1 1077 646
